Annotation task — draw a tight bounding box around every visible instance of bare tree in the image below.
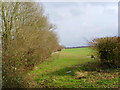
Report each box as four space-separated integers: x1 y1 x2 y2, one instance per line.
1 2 60 88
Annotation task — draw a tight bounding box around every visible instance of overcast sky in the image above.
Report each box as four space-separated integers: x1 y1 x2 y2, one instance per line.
42 2 118 47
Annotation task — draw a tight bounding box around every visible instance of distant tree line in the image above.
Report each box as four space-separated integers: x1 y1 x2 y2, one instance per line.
1 2 61 88
65 46 90 49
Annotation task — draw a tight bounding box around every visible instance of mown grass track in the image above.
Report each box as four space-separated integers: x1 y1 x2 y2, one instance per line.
26 48 119 88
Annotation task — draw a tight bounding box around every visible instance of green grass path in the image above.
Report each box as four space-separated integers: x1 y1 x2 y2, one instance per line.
28 48 94 88
27 48 119 88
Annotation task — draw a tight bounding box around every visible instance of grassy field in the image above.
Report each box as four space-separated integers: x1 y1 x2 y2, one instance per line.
26 48 119 88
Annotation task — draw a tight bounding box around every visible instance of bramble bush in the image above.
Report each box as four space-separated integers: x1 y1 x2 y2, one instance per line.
90 37 120 68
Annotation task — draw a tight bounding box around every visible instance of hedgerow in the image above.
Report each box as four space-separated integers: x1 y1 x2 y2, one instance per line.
90 37 120 68
2 2 60 88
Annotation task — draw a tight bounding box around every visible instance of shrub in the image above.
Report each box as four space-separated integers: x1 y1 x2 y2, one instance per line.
90 37 120 68
2 2 60 88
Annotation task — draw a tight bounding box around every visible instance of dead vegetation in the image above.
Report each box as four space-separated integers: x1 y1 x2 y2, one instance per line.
1 2 61 88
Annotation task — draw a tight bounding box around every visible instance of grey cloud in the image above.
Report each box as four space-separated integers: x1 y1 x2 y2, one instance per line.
42 2 118 47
